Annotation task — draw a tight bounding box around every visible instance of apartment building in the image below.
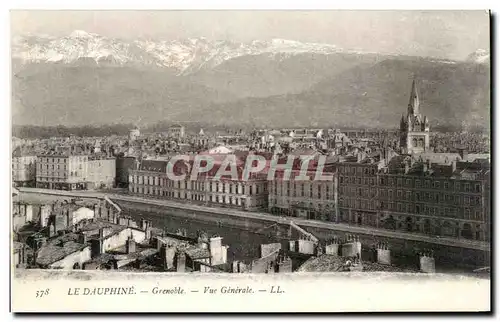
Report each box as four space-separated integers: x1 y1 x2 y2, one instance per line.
36 153 89 190
267 155 337 221
128 157 268 211
36 152 116 190
337 153 491 242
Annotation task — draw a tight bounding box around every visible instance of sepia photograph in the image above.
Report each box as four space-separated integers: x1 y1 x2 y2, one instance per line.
8 8 491 313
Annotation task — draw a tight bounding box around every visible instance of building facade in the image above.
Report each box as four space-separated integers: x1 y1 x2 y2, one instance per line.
36 154 89 190
168 124 185 138
128 159 268 211
337 157 384 227
337 154 490 242
12 155 37 187
35 153 116 190
87 156 116 189
268 171 337 221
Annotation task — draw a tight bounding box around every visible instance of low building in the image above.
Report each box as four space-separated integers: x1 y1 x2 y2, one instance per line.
115 156 138 188
12 151 37 187
168 124 185 138
128 155 269 211
87 156 116 189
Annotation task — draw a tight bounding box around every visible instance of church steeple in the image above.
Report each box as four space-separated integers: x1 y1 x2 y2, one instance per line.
408 78 420 115
400 78 430 155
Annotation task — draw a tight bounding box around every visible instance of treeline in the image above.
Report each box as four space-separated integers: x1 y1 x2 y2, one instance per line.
12 122 489 139
12 124 134 139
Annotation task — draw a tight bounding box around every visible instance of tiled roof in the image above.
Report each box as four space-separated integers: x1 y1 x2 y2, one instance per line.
36 233 88 266
185 246 211 260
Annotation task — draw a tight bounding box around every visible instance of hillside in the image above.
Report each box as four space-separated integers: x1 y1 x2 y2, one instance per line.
199 58 490 129
12 62 236 126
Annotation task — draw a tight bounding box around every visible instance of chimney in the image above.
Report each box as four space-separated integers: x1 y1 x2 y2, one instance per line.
404 162 410 174
376 242 391 265
459 148 468 161
419 250 436 273
91 238 103 257
175 251 186 272
78 233 87 244
161 245 176 270
427 159 432 170
209 236 225 266
126 237 136 254
66 210 70 228
451 160 457 173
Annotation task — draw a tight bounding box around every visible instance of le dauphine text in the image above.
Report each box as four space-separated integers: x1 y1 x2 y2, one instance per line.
66 285 284 296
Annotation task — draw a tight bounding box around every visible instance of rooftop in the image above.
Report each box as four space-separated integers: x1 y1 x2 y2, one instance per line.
36 233 88 266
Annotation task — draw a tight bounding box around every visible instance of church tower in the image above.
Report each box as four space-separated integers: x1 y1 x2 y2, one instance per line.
400 79 430 154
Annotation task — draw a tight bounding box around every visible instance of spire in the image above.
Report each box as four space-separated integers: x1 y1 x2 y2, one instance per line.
408 78 420 115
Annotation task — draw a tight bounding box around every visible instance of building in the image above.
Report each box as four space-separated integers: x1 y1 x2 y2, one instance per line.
128 155 269 211
12 155 37 187
168 124 185 138
36 153 89 190
87 156 116 189
129 127 140 142
337 153 387 227
267 152 337 220
336 149 490 243
36 152 116 190
400 79 430 154
115 156 138 188
379 157 489 241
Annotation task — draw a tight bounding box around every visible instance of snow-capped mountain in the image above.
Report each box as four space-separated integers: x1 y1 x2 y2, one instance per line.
466 49 490 64
12 30 361 74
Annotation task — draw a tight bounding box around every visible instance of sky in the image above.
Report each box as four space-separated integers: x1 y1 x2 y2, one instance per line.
10 10 490 60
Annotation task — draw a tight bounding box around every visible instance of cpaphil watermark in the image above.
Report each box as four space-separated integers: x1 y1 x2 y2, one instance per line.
155 154 334 182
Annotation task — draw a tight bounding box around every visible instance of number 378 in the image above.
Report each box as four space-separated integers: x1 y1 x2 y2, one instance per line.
36 289 50 298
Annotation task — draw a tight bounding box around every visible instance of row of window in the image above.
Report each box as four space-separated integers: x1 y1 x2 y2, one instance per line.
378 189 482 206
271 181 332 199
129 180 265 196
38 157 87 163
337 166 377 176
269 198 334 210
379 176 482 193
339 176 376 186
339 198 484 220
37 171 80 177
129 186 265 207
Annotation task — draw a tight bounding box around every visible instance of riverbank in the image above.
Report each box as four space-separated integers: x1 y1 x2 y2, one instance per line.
17 187 490 252
17 188 491 269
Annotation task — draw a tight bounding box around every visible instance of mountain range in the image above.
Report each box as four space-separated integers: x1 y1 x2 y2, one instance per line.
11 30 490 130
